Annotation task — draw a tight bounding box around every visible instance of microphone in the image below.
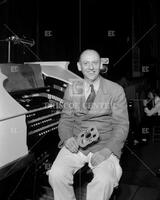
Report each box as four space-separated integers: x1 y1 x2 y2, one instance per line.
8 35 35 47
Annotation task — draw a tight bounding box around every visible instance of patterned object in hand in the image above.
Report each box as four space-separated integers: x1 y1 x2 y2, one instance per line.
77 126 99 148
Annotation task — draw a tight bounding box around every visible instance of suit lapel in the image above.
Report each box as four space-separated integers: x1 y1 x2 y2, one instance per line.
88 77 109 114
73 93 88 115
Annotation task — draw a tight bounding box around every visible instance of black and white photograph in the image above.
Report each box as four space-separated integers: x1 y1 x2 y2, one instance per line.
0 0 160 199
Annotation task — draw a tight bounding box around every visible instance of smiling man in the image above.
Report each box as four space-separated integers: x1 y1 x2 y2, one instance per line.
48 49 129 200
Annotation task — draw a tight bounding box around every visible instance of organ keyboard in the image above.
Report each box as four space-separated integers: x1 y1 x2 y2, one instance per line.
0 62 81 179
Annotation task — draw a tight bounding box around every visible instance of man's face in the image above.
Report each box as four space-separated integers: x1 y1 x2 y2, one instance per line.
79 50 101 82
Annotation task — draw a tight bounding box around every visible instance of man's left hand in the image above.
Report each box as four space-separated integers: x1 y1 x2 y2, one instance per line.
144 107 152 116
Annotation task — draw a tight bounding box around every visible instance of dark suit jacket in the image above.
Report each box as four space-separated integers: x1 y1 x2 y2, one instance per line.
58 76 129 158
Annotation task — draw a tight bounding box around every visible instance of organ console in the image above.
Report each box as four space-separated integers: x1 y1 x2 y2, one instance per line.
0 62 81 199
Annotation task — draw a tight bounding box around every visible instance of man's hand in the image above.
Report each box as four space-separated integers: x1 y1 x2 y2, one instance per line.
144 107 152 116
91 148 111 167
64 137 79 153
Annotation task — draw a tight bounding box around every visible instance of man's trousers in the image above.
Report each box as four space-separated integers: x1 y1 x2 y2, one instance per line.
48 147 122 200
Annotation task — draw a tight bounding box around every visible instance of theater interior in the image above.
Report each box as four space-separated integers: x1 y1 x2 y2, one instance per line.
0 0 160 199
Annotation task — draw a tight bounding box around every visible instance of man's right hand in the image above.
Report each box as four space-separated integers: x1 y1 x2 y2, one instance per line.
64 137 79 153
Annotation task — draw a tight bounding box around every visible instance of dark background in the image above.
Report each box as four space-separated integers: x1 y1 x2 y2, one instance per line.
1 1 160 199
0 0 159 81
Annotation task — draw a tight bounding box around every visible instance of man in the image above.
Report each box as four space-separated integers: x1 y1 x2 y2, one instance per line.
48 49 129 200
144 89 160 116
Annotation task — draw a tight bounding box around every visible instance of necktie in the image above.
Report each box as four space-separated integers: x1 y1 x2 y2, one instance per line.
85 84 96 110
